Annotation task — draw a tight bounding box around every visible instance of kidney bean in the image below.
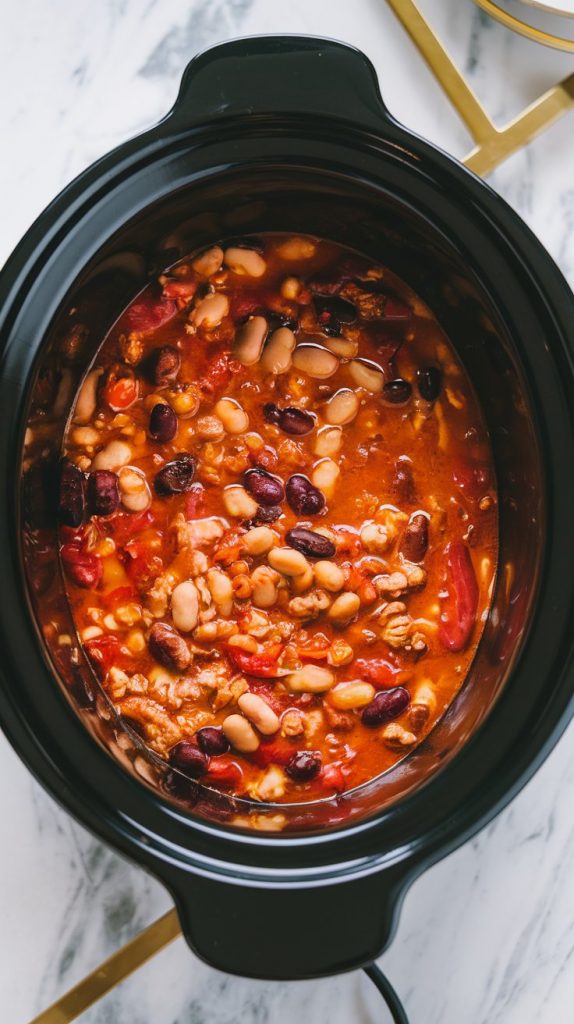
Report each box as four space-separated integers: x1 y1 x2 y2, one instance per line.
169 741 209 777
154 453 196 495
148 622 191 672
149 402 178 443
60 544 102 588
87 470 120 518
391 456 416 505
382 378 412 405
151 345 181 386
438 541 478 652
286 474 326 516
264 403 315 436
361 687 410 727
243 468 285 505
125 295 176 333
247 504 283 527
286 750 322 781
58 460 86 527
453 460 490 502
417 366 442 402
401 513 429 563
196 726 230 756
285 527 336 559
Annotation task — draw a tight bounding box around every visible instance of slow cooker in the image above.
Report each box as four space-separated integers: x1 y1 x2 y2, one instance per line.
1 35 574 984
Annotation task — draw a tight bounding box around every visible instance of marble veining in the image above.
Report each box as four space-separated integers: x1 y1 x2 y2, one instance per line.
1 1 573 1021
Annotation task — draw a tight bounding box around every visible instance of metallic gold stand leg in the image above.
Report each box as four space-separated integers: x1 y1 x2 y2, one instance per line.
26 910 180 1024
387 0 574 175
24 5 574 1024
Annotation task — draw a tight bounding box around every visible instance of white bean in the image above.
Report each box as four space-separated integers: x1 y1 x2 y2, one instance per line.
70 426 100 447
224 247 267 277
275 236 316 260
349 358 384 393
312 458 340 500
233 315 268 365
243 526 276 556
327 591 360 625
73 368 103 424
256 765 286 801
329 681 375 710
191 245 223 277
238 692 280 735
268 547 310 577
223 714 260 752
323 336 359 358
192 291 229 328
223 485 259 518
91 439 132 472
260 327 296 374
292 344 339 379
286 665 334 694
324 388 360 426
314 426 343 458
313 560 345 592
207 568 233 616
171 580 199 633
214 397 249 434
118 466 151 512
250 566 279 608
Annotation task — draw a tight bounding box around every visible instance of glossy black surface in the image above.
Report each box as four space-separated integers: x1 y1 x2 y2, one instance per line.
1 36 574 979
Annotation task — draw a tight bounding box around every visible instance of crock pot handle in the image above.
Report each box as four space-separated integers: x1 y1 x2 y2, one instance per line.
164 35 393 134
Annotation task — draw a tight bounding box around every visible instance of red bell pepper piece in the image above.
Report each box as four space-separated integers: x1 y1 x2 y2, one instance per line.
439 541 479 652
83 634 122 675
102 375 138 411
161 278 197 301
354 657 412 689
108 509 155 547
226 645 282 678
321 763 346 792
252 738 293 768
205 756 244 788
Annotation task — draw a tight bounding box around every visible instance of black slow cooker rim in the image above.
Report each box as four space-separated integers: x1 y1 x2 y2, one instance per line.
1 64 574 889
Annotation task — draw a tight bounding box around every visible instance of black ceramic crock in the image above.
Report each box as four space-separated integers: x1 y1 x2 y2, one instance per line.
1 36 574 981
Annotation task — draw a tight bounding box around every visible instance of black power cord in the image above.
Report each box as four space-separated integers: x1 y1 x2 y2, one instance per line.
363 963 410 1023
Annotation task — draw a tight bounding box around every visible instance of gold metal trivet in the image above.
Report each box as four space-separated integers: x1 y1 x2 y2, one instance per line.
23 2 574 1021
473 0 574 53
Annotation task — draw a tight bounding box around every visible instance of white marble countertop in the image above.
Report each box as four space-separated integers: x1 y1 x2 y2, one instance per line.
1 1 574 1022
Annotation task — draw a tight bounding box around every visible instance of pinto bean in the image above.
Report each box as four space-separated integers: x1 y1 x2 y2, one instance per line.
224 247 267 277
73 367 103 424
292 344 339 379
401 512 429 562
233 316 268 365
148 622 191 672
268 547 310 577
313 560 345 592
243 526 276 555
260 327 296 374
223 485 259 518
327 591 360 626
348 358 384 393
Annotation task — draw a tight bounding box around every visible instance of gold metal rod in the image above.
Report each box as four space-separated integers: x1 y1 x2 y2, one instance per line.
385 0 498 143
473 0 574 53
464 72 574 175
27 910 181 1024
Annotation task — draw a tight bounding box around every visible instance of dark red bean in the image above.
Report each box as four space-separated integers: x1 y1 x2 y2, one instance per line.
286 750 322 781
58 460 86 527
286 475 326 516
244 468 285 506
149 402 178 443
152 345 181 386
361 687 410 727
148 622 191 672
196 726 229 756
314 294 357 327
264 403 315 436
265 311 299 333
401 513 429 563
87 470 120 517
169 741 209 777
417 366 442 402
285 527 335 559
382 378 412 405
246 505 283 527
154 453 196 495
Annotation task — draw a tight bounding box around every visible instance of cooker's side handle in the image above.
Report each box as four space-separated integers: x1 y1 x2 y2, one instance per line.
164 861 414 979
162 35 394 134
